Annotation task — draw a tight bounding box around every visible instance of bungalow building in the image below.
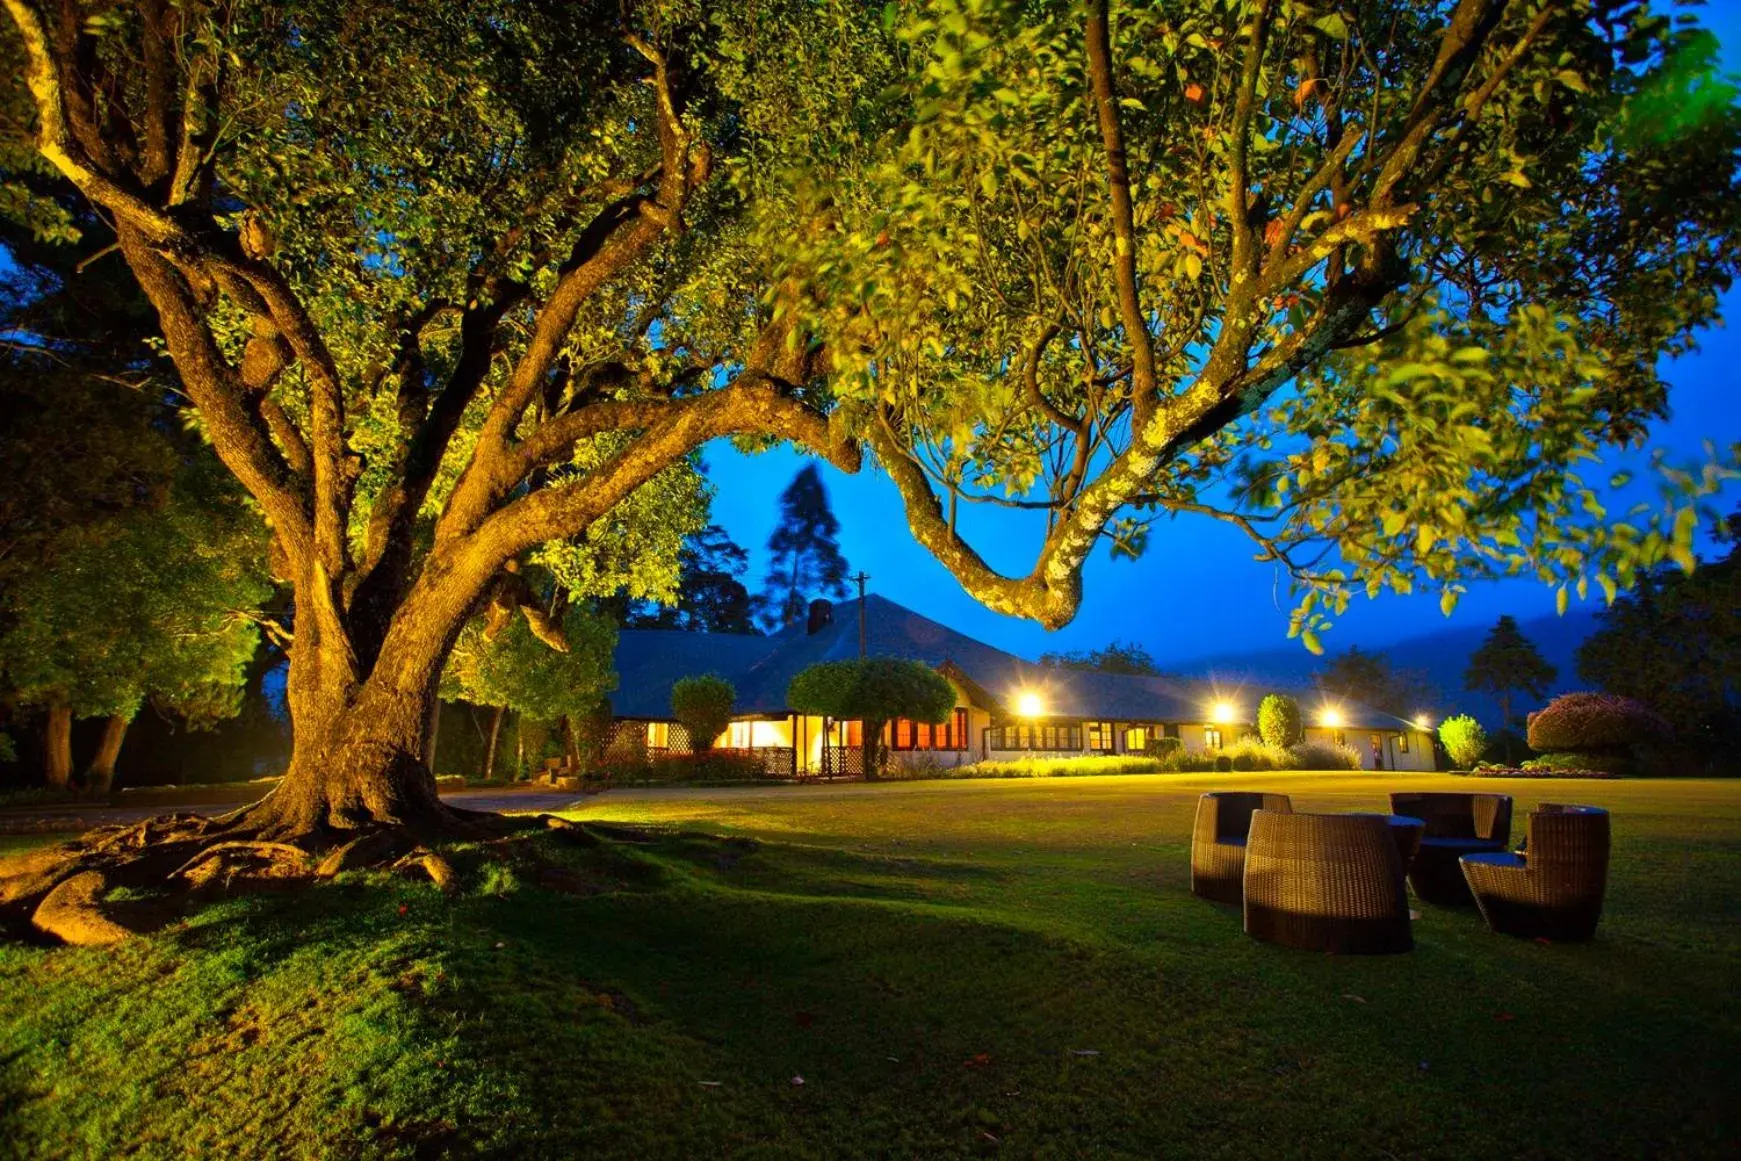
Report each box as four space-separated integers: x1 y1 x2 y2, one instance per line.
606 594 1438 776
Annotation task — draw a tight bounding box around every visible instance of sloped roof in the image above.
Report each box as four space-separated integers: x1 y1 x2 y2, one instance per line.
610 594 1424 730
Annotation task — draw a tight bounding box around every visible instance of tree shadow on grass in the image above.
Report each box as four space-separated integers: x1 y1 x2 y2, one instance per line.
3 828 1738 1160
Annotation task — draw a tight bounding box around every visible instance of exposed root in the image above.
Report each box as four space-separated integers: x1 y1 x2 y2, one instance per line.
315 829 413 878
397 851 459 895
540 815 600 847
32 872 133 946
169 841 312 883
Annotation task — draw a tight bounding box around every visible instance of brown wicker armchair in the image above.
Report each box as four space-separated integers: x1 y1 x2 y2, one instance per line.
1190 792 1293 905
1243 811 1412 955
1389 792 1513 905
1460 804 1610 941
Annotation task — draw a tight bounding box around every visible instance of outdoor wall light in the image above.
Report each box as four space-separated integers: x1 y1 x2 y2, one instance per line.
1017 691 1045 718
1210 701 1237 725
1414 715 1432 729
1320 707 1345 729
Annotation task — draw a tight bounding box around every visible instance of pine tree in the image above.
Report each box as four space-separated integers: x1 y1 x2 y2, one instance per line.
1464 615 1558 729
627 526 757 634
757 465 850 632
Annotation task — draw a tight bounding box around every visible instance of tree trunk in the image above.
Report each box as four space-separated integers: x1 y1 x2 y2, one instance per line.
43 705 72 790
425 698 442 775
485 705 505 782
85 713 131 795
561 716 580 772
861 719 883 782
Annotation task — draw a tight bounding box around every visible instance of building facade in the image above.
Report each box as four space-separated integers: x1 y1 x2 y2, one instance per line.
606 595 1439 775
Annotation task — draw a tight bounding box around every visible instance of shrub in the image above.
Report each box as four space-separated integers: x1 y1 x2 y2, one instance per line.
1526 692 1672 753
670 674 735 753
940 754 1167 779
1525 750 1633 776
1285 738 1363 771
1144 735 1183 759
1214 754 1233 773
611 750 769 784
1438 714 1488 769
787 657 955 779
1222 736 1289 772
1156 748 1218 773
1257 694 1305 748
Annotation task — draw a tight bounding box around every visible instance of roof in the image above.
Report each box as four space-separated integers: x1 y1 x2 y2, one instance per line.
609 594 1425 730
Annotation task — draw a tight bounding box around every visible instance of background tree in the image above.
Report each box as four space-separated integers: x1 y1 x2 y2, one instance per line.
788 658 955 780
1438 715 1489 770
1257 694 1304 749
0 0 1734 866
757 465 851 632
1039 641 1165 676
1577 511 1740 753
616 526 758 634
1316 647 1436 718
670 675 735 753
1464 615 1558 730
441 604 617 782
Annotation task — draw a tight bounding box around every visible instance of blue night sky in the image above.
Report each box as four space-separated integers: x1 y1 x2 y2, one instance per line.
698 10 1741 668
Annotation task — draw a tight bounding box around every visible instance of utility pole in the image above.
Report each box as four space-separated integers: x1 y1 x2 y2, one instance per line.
853 570 870 657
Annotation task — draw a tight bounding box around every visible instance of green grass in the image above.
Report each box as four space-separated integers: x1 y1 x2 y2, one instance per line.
2 772 1738 1159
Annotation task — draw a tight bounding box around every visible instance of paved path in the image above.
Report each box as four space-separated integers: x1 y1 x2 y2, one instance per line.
0 788 589 835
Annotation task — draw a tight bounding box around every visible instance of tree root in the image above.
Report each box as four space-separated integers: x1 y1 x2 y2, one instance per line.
32 871 133 946
169 841 312 883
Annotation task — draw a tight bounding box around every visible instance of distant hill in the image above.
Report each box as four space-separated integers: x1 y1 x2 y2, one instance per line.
1172 609 1603 728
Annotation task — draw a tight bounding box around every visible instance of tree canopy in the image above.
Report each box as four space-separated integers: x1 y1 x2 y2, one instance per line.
1577 511 1740 749
1039 640 1165 675
1316 645 1435 717
1257 693 1304 748
670 674 736 752
2 0 1738 838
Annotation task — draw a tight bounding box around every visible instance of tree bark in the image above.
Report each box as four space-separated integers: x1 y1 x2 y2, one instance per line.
861 719 884 782
43 704 72 790
484 705 505 782
84 713 131 795
425 698 442 775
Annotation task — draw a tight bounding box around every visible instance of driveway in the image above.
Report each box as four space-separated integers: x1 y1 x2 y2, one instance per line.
0 787 589 835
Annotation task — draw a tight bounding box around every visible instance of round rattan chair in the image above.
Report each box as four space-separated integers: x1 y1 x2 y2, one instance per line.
1389 792 1513 905
1460 803 1610 941
1190 792 1293 905
1243 810 1412 955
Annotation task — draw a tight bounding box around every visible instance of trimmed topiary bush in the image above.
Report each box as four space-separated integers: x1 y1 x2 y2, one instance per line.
1438 714 1488 769
670 674 735 753
1214 754 1233 773
1286 738 1363 771
1257 694 1305 748
1526 692 1671 753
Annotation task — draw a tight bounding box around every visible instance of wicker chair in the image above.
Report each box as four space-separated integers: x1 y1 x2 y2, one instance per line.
1190 792 1293 905
1389 792 1513 905
1461 804 1610 941
1243 810 1412 955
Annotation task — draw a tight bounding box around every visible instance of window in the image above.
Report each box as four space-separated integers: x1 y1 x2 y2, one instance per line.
1333 730 1346 747
728 721 752 748
1125 727 1147 752
646 721 670 749
887 709 969 751
1397 732 1410 753
1204 727 1223 751
1086 721 1114 751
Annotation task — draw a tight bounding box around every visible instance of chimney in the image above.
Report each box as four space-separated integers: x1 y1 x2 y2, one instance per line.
806 598 834 635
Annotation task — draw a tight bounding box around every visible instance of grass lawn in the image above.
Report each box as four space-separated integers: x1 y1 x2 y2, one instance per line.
2 772 1738 1159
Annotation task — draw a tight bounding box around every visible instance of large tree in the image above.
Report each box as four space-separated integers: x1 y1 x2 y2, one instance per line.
757 464 852 632
0 0 1733 873
1464 614 1557 728
1576 511 1740 750
1316 646 1436 718
619 525 758 634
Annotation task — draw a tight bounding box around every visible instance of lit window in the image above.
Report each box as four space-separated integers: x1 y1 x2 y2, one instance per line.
647 721 669 749
1204 727 1223 750
1126 727 1147 751
1397 732 1410 753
